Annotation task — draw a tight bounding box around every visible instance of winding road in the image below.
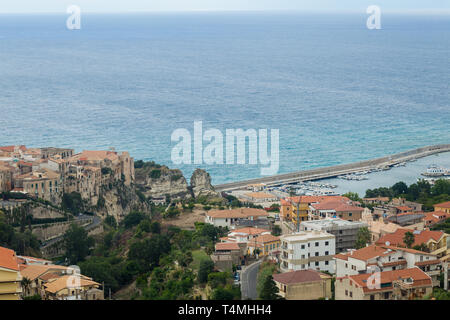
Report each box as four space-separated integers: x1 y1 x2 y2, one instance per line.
241 259 263 300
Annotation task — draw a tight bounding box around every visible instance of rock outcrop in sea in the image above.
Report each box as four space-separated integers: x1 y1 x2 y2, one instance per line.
190 168 221 199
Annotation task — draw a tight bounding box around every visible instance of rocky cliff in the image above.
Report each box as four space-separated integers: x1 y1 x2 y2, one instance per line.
134 162 191 200
190 168 221 199
95 180 150 222
134 162 221 202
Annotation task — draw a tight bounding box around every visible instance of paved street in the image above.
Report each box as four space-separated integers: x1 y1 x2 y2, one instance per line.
241 259 263 300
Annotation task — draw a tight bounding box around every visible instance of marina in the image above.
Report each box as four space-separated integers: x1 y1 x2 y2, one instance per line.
215 144 450 192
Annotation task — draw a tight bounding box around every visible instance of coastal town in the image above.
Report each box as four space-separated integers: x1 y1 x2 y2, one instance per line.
1 144 450 300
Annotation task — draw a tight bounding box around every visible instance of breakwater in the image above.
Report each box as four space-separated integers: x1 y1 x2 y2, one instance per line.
214 144 450 192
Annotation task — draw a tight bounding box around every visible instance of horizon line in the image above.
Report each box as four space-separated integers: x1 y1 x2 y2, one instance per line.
1 9 450 15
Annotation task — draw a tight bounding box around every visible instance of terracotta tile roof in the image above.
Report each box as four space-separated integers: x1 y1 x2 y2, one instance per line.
312 201 363 212
367 220 403 234
415 259 441 267
215 242 240 251
396 206 413 211
44 275 99 294
334 244 435 263
207 208 268 219
434 201 450 209
382 245 435 256
281 196 349 205
335 245 395 262
39 272 61 282
0 246 19 271
230 227 269 236
273 270 328 285
376 229 444 247
382 260 407 267
349 268 432 293
424 211 450 225
20 265 68 281
0 145 26 153
334 253 349 261
253 234 280 244
69 150 119 163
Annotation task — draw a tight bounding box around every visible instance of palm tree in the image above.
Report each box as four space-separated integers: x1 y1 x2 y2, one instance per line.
21 277 32 296
403 231 415 248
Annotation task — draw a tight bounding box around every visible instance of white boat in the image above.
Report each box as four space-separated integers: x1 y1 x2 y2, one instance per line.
421 164 448 177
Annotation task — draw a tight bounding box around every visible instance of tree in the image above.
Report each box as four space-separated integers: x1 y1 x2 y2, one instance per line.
403 231 415 248
104 215 117 228
122 211 146 229
128 235 171 273
355 227 371 249
64 223 95 264
431 179 450 196
198 260 214 284
61 192 84 214
392 182 408 197
150 221 161 234
343 192 362 202
413 243 429 252
21 277 32 296
259 275 280 300
210 287 235 300
272 225 282 236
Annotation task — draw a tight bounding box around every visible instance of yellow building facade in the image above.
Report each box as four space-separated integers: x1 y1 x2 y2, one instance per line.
0 247 22 300
280 198 309 224
434 201 450 214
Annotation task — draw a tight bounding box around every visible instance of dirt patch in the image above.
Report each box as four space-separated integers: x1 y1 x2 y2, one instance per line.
162 208 206 230
113 280 137 300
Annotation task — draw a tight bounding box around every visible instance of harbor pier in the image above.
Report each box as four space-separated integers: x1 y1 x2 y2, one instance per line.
214 144 450 192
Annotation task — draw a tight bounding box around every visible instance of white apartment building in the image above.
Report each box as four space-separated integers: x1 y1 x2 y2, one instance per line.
280 230 336 274
204 208 269 228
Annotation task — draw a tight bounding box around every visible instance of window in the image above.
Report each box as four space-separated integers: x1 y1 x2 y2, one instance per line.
301 245 305 249
325 251 329 255
384 292 389 299
315 261 319 266
345 290 348 296
349 291 353 298
349 213 352 216
325 261 329 265
315 242 319 247
325 241 329 246
370 295 375 301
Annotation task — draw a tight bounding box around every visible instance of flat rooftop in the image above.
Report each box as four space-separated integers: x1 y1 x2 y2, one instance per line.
281 230 334 242
301 218 367 229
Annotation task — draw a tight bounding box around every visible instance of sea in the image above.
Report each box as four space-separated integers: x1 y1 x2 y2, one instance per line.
0 12 449 189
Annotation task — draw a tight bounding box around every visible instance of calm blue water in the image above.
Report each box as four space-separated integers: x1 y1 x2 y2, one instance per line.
0 13 449 184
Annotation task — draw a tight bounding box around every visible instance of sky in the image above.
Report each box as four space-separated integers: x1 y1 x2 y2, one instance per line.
0 0 449 14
